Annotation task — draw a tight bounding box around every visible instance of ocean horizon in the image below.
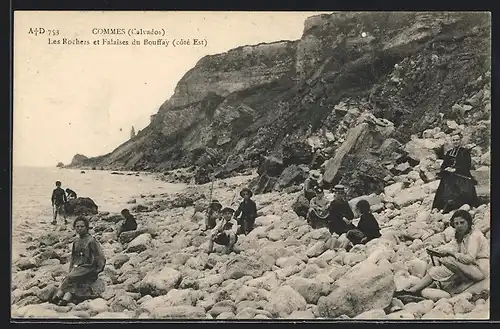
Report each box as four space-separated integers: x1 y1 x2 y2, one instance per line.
11 166 186 260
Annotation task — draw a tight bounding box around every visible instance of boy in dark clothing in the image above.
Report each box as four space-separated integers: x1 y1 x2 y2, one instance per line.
233 187 257 235
51 181 67 225
117 209 138 236
346 199 382 246
327 185 355 235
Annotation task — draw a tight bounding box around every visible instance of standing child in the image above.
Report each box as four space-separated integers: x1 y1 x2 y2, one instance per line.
51 181 68 225
233 187 257 235
207 207 239 254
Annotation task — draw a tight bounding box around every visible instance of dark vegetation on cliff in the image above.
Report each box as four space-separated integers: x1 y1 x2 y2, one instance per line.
69 12 490 199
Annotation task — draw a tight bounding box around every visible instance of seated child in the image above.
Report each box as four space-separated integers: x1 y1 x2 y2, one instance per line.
208 207 239 254
117 209 138 236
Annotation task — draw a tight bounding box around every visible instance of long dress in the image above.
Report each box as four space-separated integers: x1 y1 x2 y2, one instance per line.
432 146 479 212
59 233 106 298
347 213 382 245
327 199 356 235
307 196 330 229
428 229 489 294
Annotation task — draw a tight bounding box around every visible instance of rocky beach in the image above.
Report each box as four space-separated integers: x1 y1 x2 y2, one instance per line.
11 147 490 319
12 11 491 320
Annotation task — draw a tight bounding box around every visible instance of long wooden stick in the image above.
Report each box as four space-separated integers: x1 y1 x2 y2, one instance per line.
205 175 215 216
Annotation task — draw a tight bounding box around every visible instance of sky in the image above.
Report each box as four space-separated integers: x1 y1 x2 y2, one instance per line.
13 11 333 167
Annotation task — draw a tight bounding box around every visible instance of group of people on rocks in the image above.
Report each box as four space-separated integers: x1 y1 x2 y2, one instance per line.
47 130 487 307
204 187 257 254
301 130 488 298
49 180 141 306
50 180 78 225
304 172 382 250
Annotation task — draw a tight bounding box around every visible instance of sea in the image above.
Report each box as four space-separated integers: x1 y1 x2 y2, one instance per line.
11 166 186 261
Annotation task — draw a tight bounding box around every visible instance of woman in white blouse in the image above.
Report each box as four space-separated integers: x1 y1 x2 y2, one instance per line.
397 209 489 296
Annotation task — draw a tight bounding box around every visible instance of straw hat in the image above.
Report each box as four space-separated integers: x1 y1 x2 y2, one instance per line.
209 200 223 211
221 207 235 215
240 187 253 198
309 171 322 181
333 184 346 192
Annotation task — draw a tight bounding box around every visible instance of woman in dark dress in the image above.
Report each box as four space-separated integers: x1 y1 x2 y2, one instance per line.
117 209 138 236
51 216 106 306
432 133 480 214
346 199 382 246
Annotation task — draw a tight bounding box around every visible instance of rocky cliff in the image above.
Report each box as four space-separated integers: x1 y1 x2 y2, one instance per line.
69 12 490 198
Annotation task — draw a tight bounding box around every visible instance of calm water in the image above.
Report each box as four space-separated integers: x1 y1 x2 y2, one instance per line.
11 166 186 259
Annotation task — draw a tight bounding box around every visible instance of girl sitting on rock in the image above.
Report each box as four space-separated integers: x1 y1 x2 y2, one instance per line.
207 207 239 254
117 209 138 236
396 210 489 298
307 186 330 229
338 199 381 250
51 216 106 306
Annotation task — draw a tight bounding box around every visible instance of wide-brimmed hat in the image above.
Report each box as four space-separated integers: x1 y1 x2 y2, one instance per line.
333 184 346 191
209 200 223 211
309 171 322 180
240 187 253 198
221 207 235 215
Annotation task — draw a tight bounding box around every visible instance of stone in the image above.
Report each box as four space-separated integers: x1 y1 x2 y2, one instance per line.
265 285 307 317
138 266 182 297
65 197 99 215
216 311 235 319
393 181 439 207
286 276 329 304
147 305 206 319
387 311 416 319
112 254 130 269
210 300 236 317
126 234 151 253
110 294 138 312
119 229 150 244
221 255 269 280
306 241 327 258
16 258 38 271
317 261 395 318
36 284 58 303
354 309 388 319
453 298 475 314
420 288 451 301
287 309 315 319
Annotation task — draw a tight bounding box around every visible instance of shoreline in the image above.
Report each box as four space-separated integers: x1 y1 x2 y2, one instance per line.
11 169 490 319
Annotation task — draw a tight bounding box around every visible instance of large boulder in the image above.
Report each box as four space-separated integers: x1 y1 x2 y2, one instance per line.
138 266 182 296
282 140 314 166
275 165 305 190
471 170 490 204
317 261 395 318
64 197 98 216
292 194 310 218
220 255 270 280
265 285 307 317
323 123 371 184
257 155 286 178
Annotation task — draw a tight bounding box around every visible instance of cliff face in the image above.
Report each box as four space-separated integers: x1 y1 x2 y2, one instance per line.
70 12 491 192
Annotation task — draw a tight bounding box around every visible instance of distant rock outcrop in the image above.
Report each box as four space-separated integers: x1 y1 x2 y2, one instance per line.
56 162 64 168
